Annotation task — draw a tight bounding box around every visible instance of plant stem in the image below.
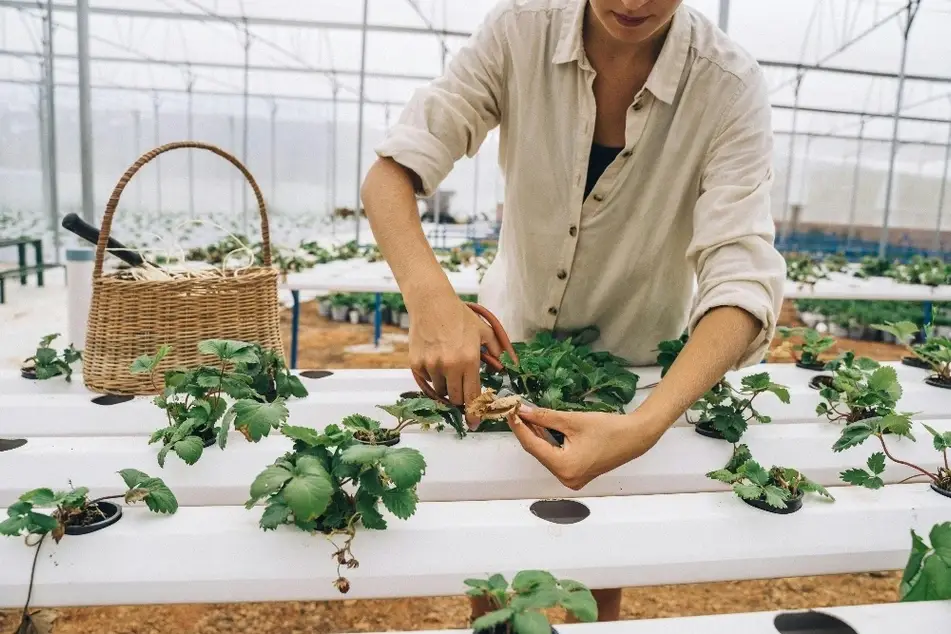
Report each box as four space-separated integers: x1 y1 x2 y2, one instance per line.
877 434 939 483
20 532 46 623
89 494 125 505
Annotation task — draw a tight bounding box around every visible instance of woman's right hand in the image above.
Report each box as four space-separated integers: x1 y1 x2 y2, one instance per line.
408 295 504 424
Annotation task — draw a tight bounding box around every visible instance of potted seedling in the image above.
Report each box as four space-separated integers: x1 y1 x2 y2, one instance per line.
466 571 597 633
823 253 849 274
814 353 904 426
132 339 307 467
873 321 951 388
247 421 426 594
900 522 951 601
344 396 467 446
785 253 828 286
1 470 178 634
707 444 834 514
775 327 835 371
687 373 790 443
329 293 351 322
318 295 333 318
834 416 951 498
20 333 82 381
384 293 406 326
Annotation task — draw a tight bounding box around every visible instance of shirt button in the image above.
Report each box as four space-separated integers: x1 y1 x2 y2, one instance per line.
621 150 632 158
632 101 643 111
569 225 578 237
592 193 604 202
548 307 558 316
556 269 567 280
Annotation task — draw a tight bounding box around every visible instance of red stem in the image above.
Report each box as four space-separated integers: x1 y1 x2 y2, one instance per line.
877 435 938 483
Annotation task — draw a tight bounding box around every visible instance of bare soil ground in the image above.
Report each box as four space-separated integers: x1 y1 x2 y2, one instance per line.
0 300 912 633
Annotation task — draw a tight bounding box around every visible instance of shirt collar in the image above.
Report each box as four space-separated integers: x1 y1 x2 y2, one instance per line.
552 2 692 105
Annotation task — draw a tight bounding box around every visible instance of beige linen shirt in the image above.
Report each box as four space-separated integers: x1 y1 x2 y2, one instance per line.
374 0 786 367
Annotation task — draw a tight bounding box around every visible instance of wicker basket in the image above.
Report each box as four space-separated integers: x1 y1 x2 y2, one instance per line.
82 141 284 395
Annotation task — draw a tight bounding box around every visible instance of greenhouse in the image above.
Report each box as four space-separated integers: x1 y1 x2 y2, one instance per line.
0 1 950 633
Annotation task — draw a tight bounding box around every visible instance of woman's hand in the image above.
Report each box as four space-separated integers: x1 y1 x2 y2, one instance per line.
506 406 669 490
409 294 503 420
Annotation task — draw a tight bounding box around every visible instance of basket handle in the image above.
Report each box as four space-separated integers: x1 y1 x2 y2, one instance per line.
93 141 272 278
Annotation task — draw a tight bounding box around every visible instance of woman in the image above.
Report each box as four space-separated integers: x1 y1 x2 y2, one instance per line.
360 0 785 621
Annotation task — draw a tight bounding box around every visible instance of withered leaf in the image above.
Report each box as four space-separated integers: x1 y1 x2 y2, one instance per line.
465 389 521 420
125 488 151 504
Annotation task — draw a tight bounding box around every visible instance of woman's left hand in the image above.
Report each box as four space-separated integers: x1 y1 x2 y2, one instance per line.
507 405 668 490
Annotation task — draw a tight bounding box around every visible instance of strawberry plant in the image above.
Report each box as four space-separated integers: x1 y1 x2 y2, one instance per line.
656 333 688 378
816 352 904 424
466 571 597 633
131 339 307 467
834 417 951 496
873 321 951 388
345 396 466 445
854 256 891 279
900 522 951 601
482 327 639 415
0 470 178 542
247 421 426 594
785 253 827 285
707 444 833 514
823 253 849 273
20 333 82 381
775 327 835 370
687 372 790 443
885 256 949 287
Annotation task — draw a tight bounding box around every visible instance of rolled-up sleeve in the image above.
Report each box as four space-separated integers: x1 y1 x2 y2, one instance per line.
374 4 507 197
686 65 786 368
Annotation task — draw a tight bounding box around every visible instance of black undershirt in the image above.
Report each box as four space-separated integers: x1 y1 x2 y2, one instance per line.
584 142 623 201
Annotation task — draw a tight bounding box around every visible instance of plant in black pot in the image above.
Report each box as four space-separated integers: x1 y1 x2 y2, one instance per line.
707 444 834 514
687 372 790 443
20 333 82 381
775 327 835 371
873 321 951 387
1 470 178 634
815 353 904 423
247 421 426 594
132 339 307 467
900 521 951 601
343 396 467 446
466 571 597 634
833 416 951 498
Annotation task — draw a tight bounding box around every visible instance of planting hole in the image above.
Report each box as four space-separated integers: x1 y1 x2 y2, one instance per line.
930 483 951 499
0 438 27 452
773 611 857 634
91 394 135 406
530 499 590 525
64 501 123 536
300 370 334 380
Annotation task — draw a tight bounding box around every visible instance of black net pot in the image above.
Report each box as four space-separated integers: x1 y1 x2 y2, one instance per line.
795 361 826 372
925 376 951 390
64 501 123 536
930 483 951 499
901 356 932 370
808 375 833 391
741 491 803 515
355 433 401 447
694 420 725 440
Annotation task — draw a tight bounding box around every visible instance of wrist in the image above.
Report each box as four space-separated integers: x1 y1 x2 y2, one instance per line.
402 274 458 312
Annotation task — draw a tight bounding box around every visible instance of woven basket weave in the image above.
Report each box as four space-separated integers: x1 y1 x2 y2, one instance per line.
82 141 284 395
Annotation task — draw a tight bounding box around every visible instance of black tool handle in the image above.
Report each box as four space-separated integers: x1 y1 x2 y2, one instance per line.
61 213 145 267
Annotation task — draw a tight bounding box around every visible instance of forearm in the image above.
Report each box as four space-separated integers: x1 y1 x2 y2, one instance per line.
361 157 457 310
633 306 761 431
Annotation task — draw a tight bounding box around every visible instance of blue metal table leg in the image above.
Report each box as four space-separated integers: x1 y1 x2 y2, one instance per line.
374 292 383 347
290 290 301 369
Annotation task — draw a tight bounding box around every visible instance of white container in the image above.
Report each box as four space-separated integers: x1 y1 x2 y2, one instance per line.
391 311 403 326
65 248 95 351
330 305 349 322
799 312 820 328
317 299 331 317
349 310 361 324
399 312 411 329
829 324 849 338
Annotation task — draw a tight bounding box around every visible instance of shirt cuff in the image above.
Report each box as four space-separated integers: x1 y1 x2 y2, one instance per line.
688 279 776 369
374 123 455 198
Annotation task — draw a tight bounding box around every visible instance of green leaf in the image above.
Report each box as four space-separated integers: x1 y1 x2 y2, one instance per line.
130 477 178 514
559 587 598 623
19 488 57 506
487 574 509 591
246 465 294 507
341 414 382 432
923 424 951 452
259 500 292 530
380 487 418 520
217 409 236 449
380 448 427 489
509 588 563 611
868 366 901 401
280 424 328 447
197 339 258 363
358 468 387 496
512 570 558 593
930 522 951 564
833 423 875 452
340 444 388 465
733 483 763 501
740 372 770 392
511 610 551 634
0 515 30 536
356 488 387 530
901 551 951 601
854 356 881 371
762 485 789 509
172 436 204 465
118 468 151 490
283 471 333 523
130 344 171 374
742 461 769 487
231 399 288 441
472 609 514 632
707 469 742 484
867 452 887 475
879 414 914 438
464 578 491 591
840 468 883 489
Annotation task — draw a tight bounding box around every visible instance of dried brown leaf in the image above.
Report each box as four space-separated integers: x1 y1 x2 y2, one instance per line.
465 390 521 420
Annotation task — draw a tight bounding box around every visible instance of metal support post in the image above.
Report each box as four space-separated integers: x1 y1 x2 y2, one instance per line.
229 114 236 217
186 70 195 218
42 5 60 262
846 119 866 251
932 101 951 255
76 0 95 224
241 18 250 234
132 110 141 210
331 84 338 234
152 93 162 212
778 73 803 247
270 99 278 209
879 0 921 258
718 0 730 32
353 0 369 245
